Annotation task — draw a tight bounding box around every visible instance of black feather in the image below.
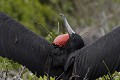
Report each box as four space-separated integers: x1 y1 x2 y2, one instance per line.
0 12 54 77
64 26 120 80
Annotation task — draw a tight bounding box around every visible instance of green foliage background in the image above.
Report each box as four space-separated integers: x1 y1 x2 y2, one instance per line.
0 0 58 36
0 0 120 80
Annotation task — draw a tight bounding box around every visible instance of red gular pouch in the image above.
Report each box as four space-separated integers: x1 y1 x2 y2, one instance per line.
53 33 69 47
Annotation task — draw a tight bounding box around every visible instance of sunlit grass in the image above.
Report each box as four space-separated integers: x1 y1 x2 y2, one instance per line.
0 57 56 80
0 56 120 80
97 72 120 80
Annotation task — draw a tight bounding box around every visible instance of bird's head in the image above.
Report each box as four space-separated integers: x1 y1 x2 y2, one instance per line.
53 14 84 51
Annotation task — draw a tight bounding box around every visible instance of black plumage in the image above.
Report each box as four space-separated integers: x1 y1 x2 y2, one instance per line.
0 12 55 77
0 12 85 79
3 12 120 80
64 26 120 80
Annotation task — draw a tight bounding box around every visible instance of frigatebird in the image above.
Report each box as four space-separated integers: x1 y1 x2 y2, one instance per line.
1 11 120 80
0 12 85 78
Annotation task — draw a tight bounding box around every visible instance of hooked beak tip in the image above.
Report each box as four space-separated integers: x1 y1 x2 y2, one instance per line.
60 14 75 35
60 14 66 19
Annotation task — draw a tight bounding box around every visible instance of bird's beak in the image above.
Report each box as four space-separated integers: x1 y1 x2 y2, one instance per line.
60 14 75 35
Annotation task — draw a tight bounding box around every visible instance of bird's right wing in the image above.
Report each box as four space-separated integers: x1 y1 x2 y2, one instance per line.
64 26 120 80
0 12 54 77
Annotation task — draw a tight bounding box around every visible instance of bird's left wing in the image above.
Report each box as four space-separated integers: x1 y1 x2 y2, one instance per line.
64 26 120 80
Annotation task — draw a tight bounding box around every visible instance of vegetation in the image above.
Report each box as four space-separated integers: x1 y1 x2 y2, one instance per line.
0 0 120 80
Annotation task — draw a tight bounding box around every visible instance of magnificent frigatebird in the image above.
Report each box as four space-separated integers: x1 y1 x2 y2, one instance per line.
0 12 85 78
50 14 85 78
2 11 120 80
63 25 120 80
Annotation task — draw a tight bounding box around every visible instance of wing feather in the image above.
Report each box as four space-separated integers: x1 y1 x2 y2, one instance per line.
65 26 120 80
0 12 54 77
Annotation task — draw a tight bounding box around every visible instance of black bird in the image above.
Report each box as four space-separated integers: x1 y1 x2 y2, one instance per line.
64 25 120 80
0 12 85 78
50 14 85 78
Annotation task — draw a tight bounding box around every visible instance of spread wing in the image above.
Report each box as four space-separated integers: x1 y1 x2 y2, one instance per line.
64 26 120 80
0 12 54 77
